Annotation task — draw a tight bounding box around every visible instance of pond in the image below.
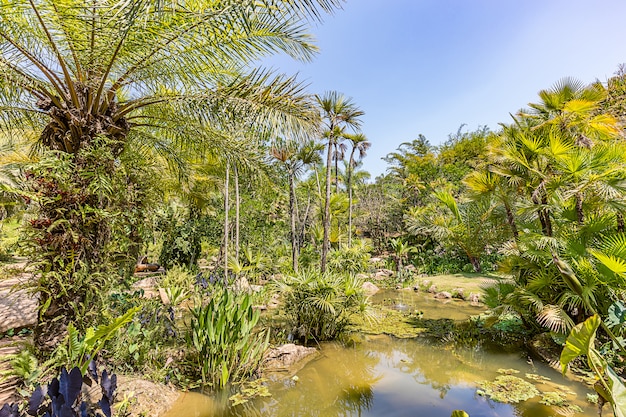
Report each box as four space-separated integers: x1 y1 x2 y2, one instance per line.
163 291 598 417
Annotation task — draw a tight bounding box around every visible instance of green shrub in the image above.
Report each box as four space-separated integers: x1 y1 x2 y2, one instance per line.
327 240 372 275
187 288 268 389
274 269 368 343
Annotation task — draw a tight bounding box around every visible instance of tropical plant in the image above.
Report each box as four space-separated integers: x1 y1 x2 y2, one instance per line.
187 288 269 389
405 190 505 273
560 315 626 417
57 308 139 374
274 269 369 343
327 239 372 275
316 92 364 272
0 366 117 417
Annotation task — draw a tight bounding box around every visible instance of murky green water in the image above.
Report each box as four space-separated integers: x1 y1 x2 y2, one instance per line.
164 291 599 417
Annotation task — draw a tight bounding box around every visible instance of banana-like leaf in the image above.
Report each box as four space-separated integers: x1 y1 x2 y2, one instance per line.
560 314 600 374
607 366 626 417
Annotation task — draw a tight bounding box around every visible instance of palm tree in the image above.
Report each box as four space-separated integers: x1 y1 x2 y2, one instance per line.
315 92 364 272
0 0 343 348
271 138 323 272
345 133 371 247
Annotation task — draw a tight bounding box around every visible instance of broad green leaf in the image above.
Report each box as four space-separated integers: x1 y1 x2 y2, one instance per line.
608 366 626 417
450 411 469 417
608 301 626 328
560 314 601 374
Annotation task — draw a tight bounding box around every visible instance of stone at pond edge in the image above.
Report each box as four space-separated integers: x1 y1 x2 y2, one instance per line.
427 284 437 293
263 344 318 371
115 375 180 417
434 291 452 299
468 292 481 304
362 281 379 295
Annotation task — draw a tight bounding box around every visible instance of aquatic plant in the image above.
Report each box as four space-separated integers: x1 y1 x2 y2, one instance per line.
477 375 539 403
187 288 269 389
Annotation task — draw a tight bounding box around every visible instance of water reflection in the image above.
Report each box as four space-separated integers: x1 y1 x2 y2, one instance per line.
165 291 596 417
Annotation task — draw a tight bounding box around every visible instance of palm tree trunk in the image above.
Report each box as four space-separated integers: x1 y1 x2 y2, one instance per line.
504 201 519 240
618 212 625 233
224 162 230 284
347 151 355 247
334 143 339 194
321 140 333 273
234 163 240 261
289 173 299 272
575 193 584 225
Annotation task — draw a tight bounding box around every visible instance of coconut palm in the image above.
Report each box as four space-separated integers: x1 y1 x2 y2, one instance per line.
345 133 370 246
315 91 363 272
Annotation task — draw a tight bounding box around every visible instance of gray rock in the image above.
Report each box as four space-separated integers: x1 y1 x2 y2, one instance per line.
434 291 452 299
362 281 380 295
427 284 437 293
468 292 481 304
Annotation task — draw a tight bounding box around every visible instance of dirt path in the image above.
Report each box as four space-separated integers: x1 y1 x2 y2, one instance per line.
0 260 38 407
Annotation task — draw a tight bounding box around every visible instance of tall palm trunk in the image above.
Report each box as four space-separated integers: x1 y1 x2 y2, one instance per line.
347 151 354 247
234 164 240 261
334 143 340 194
289 173 299 272
224 162 230 284
321 140 333 273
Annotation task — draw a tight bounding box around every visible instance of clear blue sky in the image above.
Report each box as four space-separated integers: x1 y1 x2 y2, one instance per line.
265 0 626 178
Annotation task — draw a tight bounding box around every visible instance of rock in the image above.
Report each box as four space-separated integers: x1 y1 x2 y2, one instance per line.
131 277 159 299
356 273 369 280
233 277 251 292
434 291 452 299
404 265 416 272
373 271 387 280
412 285 420 292
116 375 180 417
362 281 379 295
427 284 437 294
263 344 318 371
379 269 394 276
421 280 431 288
468 292 481 304
395 284 402 290
369 257 383 264
452 288 465 300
